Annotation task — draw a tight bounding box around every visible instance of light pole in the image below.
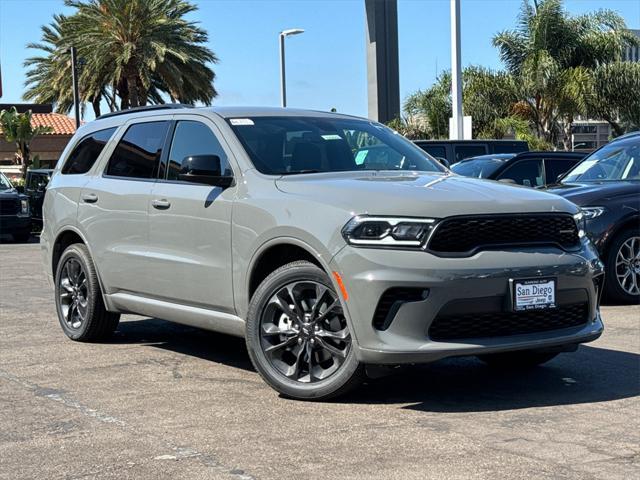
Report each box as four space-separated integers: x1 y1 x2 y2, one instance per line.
279 28 304 107
450 0 463 140
69 46 81 128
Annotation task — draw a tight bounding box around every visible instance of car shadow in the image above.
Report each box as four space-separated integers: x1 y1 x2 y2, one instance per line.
110 317 639 411
340 345 640 411
109 317 254 372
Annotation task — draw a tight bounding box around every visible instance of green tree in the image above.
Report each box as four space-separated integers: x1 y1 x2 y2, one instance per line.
493 0 638 147
404 72 451 139
24 0 218 117
587 62 640 136
0 107 52 179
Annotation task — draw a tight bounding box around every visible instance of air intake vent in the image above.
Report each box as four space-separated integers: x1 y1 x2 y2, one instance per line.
373 288 429 331
428 302 588 341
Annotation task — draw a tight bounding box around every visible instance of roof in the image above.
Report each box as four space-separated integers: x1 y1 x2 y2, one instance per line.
94 104 359 123
30 113 76 135
460 153 516 163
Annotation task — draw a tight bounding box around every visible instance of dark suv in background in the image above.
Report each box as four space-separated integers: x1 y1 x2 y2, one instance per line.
545 132 640 303
414 139 529 165
451 151 586 187
0 171 31 242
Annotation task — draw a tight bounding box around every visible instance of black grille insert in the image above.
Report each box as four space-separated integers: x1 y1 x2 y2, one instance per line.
428 214 580 255
373 288 429 331
0 199 20 216
428 302 589 341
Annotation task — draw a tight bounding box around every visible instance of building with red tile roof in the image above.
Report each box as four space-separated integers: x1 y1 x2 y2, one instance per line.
0 104 77 176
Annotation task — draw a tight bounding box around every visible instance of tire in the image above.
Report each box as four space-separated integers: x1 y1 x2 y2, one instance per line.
54 243 120 342
246 261 364 400
13 230 31 243
604 227 640 304
477 350 560 369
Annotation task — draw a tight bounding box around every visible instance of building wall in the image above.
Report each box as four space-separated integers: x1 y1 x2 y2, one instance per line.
0 134 71 175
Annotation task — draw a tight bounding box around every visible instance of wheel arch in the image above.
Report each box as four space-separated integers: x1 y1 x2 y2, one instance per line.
51 226 114 311
246 238 329 303
602 214 640 261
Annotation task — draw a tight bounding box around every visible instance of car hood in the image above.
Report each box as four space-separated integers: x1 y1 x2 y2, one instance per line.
544 180 640 206
0 188 21 199
275 171 579 217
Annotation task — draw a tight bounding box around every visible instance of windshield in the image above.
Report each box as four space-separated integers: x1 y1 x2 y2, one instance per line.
227 116 445 175
562 136 640 182
451 158 505 178
0 172 13 190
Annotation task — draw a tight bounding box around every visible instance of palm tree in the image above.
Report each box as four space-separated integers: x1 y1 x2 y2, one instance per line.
0 108 52 179
24 0 218 116
493 0 638 147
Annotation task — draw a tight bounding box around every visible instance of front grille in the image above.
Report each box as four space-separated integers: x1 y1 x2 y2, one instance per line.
428 302 588 341
373 287 428 330
427 214 580 255
0 199 20 216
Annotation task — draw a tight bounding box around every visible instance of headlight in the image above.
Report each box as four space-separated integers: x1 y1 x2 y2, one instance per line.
573 211 586 238
18 199 30 217
581 206 606 220
342 216 436 248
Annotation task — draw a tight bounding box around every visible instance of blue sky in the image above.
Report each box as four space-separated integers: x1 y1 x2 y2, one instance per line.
1 0 639 120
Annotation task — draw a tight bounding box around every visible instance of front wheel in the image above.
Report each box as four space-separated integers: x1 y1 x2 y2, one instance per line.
605 228 640 304
246 261 364 400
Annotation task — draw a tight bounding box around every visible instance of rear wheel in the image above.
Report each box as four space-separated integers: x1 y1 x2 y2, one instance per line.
605 228 640 304
55 243 120 341
477 350 559 369
246 261 364 400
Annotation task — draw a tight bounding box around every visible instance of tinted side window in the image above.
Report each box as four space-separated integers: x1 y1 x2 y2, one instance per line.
492 142 528 154
454 145 487 163
167 121 231 180
61 127 116 174
545 159 576 183
105 122 170 179
498 160 544 187
420 145 446 159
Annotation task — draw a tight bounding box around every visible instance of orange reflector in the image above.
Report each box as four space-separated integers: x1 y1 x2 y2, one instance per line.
332 271 349 301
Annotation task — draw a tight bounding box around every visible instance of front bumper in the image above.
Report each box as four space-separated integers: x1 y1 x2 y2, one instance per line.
331 240 604 365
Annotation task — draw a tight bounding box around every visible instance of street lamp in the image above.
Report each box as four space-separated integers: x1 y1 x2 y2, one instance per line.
279 28 304 107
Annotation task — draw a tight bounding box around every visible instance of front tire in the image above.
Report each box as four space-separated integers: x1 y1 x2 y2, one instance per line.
605 227 640 304
246 261 364 400
55 243 120 341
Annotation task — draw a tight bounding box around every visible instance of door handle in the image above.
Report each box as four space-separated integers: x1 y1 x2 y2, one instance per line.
81 193 98 203
151 199 171 210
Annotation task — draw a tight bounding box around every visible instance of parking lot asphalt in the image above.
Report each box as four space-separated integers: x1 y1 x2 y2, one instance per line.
1 241 639 480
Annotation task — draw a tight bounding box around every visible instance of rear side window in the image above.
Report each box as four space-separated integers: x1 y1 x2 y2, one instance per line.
545 159 577 183
105 121 170 179
61 127 116 174
420 145 446 159
498 159 544 187
454 145 487 163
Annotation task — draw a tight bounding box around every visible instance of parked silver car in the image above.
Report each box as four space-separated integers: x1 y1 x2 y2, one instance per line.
42 105 604 400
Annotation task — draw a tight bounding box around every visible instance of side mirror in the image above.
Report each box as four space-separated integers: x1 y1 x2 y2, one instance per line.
15 185 25 193
436 157 450 168
178 155 234 188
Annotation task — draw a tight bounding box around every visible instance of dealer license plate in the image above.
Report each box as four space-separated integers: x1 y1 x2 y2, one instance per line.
513 278 556 311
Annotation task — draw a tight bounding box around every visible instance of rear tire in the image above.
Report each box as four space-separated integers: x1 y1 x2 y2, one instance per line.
246 261 364 400
55 243 120 342
477 350 559 369
604 227 640 304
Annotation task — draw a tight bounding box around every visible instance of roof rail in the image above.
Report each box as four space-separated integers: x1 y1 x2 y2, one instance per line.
96 103 194 120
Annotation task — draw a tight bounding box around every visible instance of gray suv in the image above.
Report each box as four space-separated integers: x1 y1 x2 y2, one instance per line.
42 105 604 400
